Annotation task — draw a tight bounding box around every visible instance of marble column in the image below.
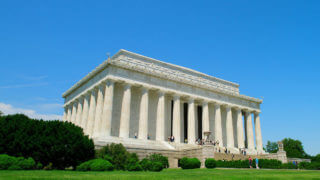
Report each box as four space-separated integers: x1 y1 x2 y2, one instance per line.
63 107 67 121
75 98 83 126
86 89 97 136
156 91 165 141
245 110 254 150
202 101 209 138
93 84 104 138
71 102 77 123
236 108 245 149
172 95 181 143
138 87 149 139
254 112 263 152
100 80 114 137
119 84 131 138
214 103 223 146
187 98 196 144
81 93 90 130
225 105 234 148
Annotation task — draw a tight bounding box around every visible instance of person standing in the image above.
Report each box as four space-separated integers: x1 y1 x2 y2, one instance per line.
256 158 259 169
249 156 253 168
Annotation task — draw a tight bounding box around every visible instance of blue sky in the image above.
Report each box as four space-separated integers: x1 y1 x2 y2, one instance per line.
0 0 319 155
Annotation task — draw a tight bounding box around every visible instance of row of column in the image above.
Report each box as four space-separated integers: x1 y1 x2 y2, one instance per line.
64 80 114 138
63 80 263 152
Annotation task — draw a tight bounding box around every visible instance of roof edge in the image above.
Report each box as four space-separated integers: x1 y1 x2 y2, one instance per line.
117 49 240 87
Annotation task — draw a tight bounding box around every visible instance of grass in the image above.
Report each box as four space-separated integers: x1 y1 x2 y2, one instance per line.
0 168 319 180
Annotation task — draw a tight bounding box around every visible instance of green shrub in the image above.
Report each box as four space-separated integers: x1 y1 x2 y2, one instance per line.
281 163 297 169
299 161 320 170
16 157 36 170
96 143 130 170
259 159 281 169
103 154 113 163
0 114 95 169
179 157 189 169
148 154 169 169
96 144 169 172
126 153 142 171
0 154 36 170
215 159 283 169
216 159 252 168
140 158 152 171
139 154 167 172
90 159 113 171
126 160 142 171
76 161 91 171
0 154 17 170
309 162 320 170
8 165 22 170
205 158 216 168
36 162 43 170
150 161 163 172
180 157 201 169
76 159 113 171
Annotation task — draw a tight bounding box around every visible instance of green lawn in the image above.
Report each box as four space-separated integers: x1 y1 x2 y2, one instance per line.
0 168 319 180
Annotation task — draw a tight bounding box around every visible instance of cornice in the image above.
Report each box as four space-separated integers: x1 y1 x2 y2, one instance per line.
62 49 263 104
116 49 240 88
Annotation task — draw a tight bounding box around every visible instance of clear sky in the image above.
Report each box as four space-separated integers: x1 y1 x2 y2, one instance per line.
0 1 319 155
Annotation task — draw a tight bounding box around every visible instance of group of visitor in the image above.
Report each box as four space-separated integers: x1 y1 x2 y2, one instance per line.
193 139 221 146
249 156 260 169
168 136 175 142
240 149 247 156
196 138 205 145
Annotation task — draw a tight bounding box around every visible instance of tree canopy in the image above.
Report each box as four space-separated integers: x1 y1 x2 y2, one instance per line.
266 138 310 158
312 154 320 162
265 141 278 153
0 114 95 169
282 138 308 158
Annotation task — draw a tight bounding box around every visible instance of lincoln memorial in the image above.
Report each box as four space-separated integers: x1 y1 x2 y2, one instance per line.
62 49 267 166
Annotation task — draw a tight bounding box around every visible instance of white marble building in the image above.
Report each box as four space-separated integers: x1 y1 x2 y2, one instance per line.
62 49 264 155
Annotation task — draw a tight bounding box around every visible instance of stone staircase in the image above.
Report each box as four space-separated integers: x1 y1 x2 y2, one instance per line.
94 137 175 150
168 142 200 151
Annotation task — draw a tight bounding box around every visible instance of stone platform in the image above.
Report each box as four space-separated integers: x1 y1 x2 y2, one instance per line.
93 138 278 168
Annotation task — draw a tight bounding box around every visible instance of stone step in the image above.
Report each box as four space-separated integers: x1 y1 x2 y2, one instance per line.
94 137 175 150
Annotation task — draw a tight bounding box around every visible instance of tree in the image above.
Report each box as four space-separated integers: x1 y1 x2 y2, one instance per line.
0 114 95 169
311 154 320 162
282 138 308 158
0 111 3 116
265 141 278 153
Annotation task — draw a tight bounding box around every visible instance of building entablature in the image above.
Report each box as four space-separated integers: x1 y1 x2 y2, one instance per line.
63 50 262 105
63 74 261 113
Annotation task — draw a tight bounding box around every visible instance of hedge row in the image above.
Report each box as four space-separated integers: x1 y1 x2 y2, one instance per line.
0 154 42 170
298 162 320 170
215 159 283 169
214 159 320 170
216 159 256 168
